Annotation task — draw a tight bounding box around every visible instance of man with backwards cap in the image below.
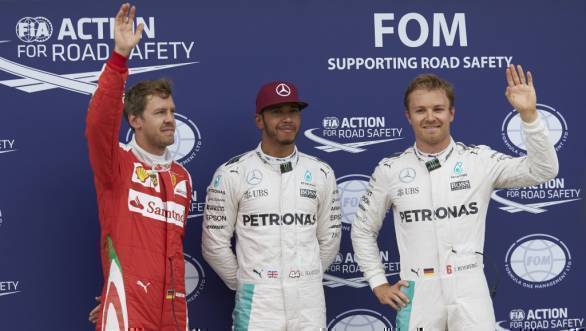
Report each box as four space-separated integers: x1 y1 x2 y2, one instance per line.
202 82 342 330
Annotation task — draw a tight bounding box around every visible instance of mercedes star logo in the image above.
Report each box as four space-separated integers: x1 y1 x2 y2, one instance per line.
399 168 416 183
246 169 263 185
275 83 291 97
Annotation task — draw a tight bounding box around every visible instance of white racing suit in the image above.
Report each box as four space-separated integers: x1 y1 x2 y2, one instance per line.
202 144 342 330
351 118 558 331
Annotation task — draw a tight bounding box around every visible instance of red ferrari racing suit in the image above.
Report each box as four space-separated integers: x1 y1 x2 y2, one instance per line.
86 53 192 331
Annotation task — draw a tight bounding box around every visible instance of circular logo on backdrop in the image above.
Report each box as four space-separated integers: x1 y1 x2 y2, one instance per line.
501 104 568 155
327 309 393 331
504 233 572 289
325 175 401 289
16 17 53 43
336 174 370 225
184 253 206 303
125 113 202 165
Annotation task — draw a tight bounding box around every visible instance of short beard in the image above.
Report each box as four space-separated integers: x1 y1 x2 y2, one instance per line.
262 116 297 145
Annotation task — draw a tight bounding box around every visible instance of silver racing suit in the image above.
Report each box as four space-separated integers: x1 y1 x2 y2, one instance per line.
351 118 558 331
202 144 342 330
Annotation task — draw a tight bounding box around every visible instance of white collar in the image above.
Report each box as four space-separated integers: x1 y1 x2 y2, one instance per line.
255 142 299 172
414 138 456 163
130 136 173 171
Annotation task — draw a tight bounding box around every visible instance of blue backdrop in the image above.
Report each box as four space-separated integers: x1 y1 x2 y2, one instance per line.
0 1 584 330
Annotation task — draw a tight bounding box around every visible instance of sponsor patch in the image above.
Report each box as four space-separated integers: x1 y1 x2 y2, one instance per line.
450 180 471 191
127 189 186 227
174 179 188 198
132 163 160 192
300 188 317 199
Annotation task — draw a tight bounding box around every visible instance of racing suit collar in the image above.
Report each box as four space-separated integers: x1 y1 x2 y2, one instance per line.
413 137 456 164
129 136 173 172
255 142 299 172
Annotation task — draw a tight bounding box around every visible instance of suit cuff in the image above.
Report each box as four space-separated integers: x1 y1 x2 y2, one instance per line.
107 51 128 73
369 274 389 290
522 113 544 133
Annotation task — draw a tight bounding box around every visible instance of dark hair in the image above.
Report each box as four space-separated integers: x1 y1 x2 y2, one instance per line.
124 79 173 121
403 74 454 110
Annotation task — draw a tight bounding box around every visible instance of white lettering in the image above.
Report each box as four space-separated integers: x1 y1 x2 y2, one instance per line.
433 13 467 47
93 18 109 39
57 18 77 40
398 13 428 48
374 13 395 48
77 18 93 40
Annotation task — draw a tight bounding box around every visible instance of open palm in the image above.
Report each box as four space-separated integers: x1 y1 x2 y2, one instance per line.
505 64 536 114
114 3 143 57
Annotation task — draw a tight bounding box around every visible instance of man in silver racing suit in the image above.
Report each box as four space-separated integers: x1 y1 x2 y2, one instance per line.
202 81 342 330
351 65 558 331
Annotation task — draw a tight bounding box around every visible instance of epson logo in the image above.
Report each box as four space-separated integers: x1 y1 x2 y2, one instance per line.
374 13 467 48
399 202 478 223
205 214 226 222
242 213 316 227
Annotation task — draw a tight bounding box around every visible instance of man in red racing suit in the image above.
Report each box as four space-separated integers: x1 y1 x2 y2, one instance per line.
86 4 192 331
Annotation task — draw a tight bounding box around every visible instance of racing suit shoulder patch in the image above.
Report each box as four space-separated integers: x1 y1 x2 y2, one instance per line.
383 146 412 161
224 151 253 166
172 161 193 188
299 153 335 178
467 144 498 158
299 152 329 167
466 143 491 151
378 149 408 167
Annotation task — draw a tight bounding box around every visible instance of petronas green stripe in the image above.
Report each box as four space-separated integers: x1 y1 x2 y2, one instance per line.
107 236 122 269
234 283 255 330
396 280 415 331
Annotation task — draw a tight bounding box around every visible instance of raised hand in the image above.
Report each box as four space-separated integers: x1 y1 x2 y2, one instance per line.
114 3 144 57
505 64 537 123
